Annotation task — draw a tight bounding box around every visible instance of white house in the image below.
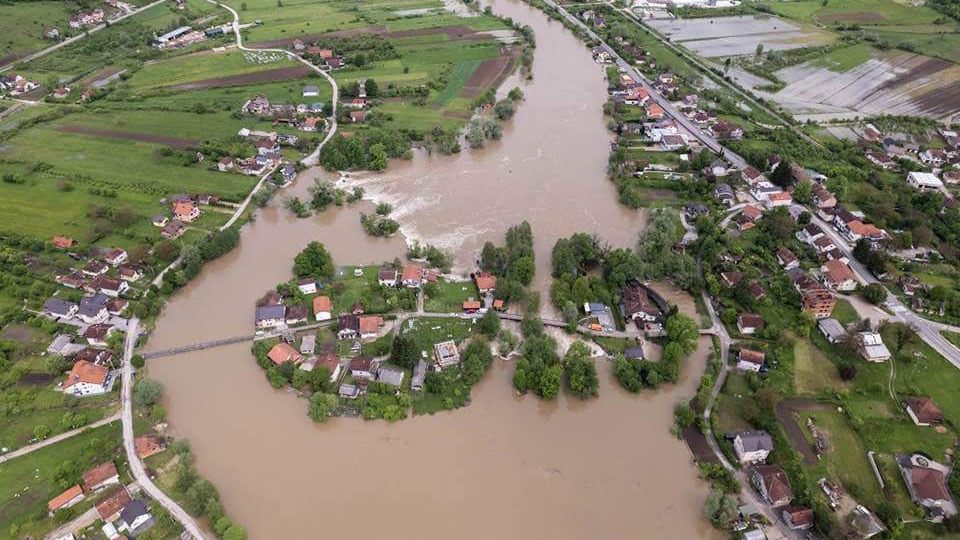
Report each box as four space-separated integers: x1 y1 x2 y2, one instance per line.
907 172 944 191
730 430 773 464
104 249 127 267
297 278 318 295
312 296 332 321
62 360 112 397
255 304 286 330
858 332 891 362
737 348 765 372
378 268 398 287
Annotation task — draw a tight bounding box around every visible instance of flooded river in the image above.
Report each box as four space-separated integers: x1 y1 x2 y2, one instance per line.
146 0 720 538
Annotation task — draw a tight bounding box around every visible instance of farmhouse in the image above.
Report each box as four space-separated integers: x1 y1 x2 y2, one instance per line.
904 396 944 426
82 461 120 492
172 201 200 222
48 485 85 515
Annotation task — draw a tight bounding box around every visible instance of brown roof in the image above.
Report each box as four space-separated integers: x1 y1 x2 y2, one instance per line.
83 324 112 340
48 485 84 512
742 205 762 220
463 300 482 310
359 315 383 334
906 396 944 424
721 271 743 287
267 343 302 365
847 220 883 237
63 360 109 389
754 465 793 502
749 282 766 300
82 461 118 491
316 354 340 373
350 356 373 372
622 283 659 317
401 264 423 282
784 506 814 527
823 259 855 283
738 313 764 329
776 248 797 265
95 487 132 520
475 272 497 291
52 236 75 248
739 348 766 365
134 435 165 459
911 466 951 501
312 295 332 312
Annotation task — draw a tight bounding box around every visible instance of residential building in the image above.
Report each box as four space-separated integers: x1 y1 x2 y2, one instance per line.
801 288 835 319
434 340 460 369
820 260 857 291
741 166 763 185
817 318 846 344
729 430 773 464
94 276 129 297
95 487 133 522
401 263 425 288
302 85 320 97
811 183 837 210
104 248 127 266
858 332 891 362
63 360 111 396
285 304 308 325
118 264 143 282
904 396 944 426
299 334 316 355
796 223 824 245
52 235 75 249
118 500 153 536
349 110 366 123
378 268 399 287
736 348 766 372
737 313 764 335
349 356 376 379
161 220 186 240
714 183 735 205
172 201 200 222
896 454 957 521
267 342 302 365
82 461 120 492
751 465 793 507
907 171 944 191
44 298 78 319
134 435 166 459
313 354 341 382
312 295 332 321
358 315 384 339
474 272 497 295
337 313 359 339
48 485 85 515
813 235 836 254
82 260 108 277
339 383 360 399
255 304 286 330
720 271 743 288
782 506 814 530
412 360 428 392
776 248 799 270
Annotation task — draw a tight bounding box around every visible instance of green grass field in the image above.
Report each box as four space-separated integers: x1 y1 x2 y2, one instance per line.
0 423 122 540
126 49 299 91
810 42 875 72
793 336 845 395
759 0 947 26
0 1 81 59
831 298 860 326
423 278 478 312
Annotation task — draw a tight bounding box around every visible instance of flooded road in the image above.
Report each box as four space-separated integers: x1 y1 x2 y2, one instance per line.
146 0 720 538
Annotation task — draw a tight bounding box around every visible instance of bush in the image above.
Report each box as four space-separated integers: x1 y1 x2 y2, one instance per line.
133 379 164 408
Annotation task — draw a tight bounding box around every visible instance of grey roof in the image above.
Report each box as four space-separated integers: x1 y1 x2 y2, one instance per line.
81 293 109 308
43 298 76 316
624 345 645 360
339 383 359 397
378 366 404 386
588 302 607 313
255 304 286 322
302 85 319 93
818 318 846 339
731 430 773 452
412 360 428 388
119 500 149 525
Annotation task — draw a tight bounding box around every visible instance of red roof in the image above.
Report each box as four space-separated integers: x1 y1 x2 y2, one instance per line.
52 236 75 248
134 435 165 459
739 348 766 365
48 485 84 512
906 396 943 424
82 461 118 491
463 300 482 310
401 264 423 282
475 272 497 291
312 295 332 312
63 360 108 389
267 343 302 365
95 487 132 520
359 315 383 334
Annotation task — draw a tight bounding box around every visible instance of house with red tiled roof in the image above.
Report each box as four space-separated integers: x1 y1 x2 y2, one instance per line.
905 396 944 426
82 461 120 493
134 434 166 459
645 103 665 120
48 485 85 515
401 264 425 288
267 342 302 365
782 506 814 530
737 348 766 372
737 313 764 335
52 236 75 249
62 360 112 396
752 465 793 507
474 272 497 294
820 259 856 291
96 487 132 522
312 295 332 321
172 201 199 222
359 315 384 339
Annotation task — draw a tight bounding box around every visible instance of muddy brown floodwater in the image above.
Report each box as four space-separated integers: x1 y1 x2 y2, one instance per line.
146 0 721 538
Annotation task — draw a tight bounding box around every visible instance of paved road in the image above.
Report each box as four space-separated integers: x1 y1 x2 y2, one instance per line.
0 0 168 71
122 318 207 540
42 482 140 540
541 0 748 170
804 207 960 368
0 412 121 465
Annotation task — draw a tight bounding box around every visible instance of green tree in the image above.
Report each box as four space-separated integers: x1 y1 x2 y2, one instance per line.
131 354 145 369
564 342 598 398
537 363 562 399
861 283 887 304
792 180 812 203
478 309 500 338
293 241 334 280
33 425 52 440
665 313 698 354
224 525 247 540
133 379 164 408
390 334 418 369
309 393 338 422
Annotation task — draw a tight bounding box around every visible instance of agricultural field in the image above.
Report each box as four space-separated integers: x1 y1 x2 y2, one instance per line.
126 49 300 92
0 1 82 64
756 0 952 28
647 15 835 58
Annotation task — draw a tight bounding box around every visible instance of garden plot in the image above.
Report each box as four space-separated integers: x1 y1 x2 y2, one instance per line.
648 15 833 57
764 50 960 122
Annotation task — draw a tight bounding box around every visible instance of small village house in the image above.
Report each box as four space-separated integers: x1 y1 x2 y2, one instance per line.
82 323 113 348
857 332 891 362
308 295 330 321
378 268 399 287
337 313 360 339
728 430 773 465
737 313 764 335
906 171 944 192
48 485 85 515
62 360 112 396
43 298 78 320
52 235 75 249
820 259 857 291
96 487 133 522
359 315 384 339
904 396 944 426
82 461 120 493
118 264 144 282
896 454 957 521
172 200 200 222
218 157 235 171
285 304 308 325
134 435 166 459
349 356 376 379
315 354 342 382
401 263 425 288
751 465 793 507
434 340 460 369
104 248 127 266
776 248 799 271
736 348 765 372
474 272 497 295
255 304 286 330
412 360 428 392
267 342 303 365
782 506 814 531
118 500 153 536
